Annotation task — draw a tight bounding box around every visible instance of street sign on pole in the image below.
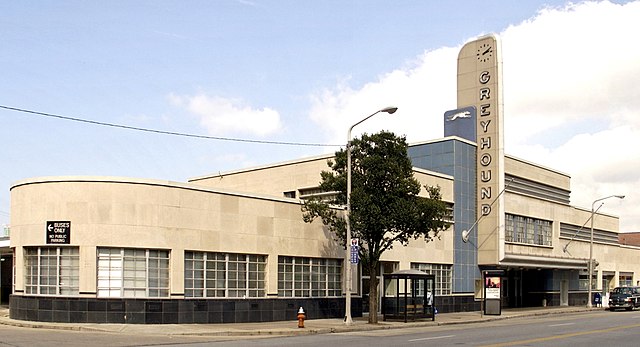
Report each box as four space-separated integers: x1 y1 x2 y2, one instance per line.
350 238 359 264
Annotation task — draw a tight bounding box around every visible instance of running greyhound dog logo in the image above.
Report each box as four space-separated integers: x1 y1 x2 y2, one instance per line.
446 110 472 121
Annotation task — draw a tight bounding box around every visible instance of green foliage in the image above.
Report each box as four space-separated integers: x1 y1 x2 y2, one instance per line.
301 131 451 323
302 131 450 256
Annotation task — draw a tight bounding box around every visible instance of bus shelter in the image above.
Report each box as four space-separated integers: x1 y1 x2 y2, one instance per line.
382 269 435 322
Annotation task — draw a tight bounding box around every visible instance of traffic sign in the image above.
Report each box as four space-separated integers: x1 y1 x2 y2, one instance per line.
350 238 359 264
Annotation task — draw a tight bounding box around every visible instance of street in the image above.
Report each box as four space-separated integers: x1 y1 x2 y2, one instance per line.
0 310 638 346
0 324 232 347
188 310 640 347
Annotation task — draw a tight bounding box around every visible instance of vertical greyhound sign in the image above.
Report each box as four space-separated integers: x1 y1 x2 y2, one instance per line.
457 34 505 264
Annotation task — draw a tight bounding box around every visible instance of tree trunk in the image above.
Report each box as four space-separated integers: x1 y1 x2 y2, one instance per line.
368 265 379 324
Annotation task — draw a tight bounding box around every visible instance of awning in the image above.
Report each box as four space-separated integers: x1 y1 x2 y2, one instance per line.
499 254 589 270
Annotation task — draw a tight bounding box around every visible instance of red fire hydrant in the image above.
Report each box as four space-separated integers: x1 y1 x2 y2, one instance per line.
297 307 305 328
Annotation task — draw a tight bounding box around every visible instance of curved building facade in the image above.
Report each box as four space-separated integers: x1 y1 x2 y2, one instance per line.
9 167 453 323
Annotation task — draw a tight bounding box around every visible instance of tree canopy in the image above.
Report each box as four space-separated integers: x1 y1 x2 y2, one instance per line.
302 130 450 323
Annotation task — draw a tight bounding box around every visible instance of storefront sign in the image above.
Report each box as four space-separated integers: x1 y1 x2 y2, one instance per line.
46 221 70 244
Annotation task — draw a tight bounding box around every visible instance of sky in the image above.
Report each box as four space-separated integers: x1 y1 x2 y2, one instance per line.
1 0 639 231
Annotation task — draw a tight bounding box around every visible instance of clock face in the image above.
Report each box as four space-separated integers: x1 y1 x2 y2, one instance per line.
477 43 493 63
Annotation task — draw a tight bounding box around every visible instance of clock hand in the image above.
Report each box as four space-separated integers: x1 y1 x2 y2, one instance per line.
483 47 492 55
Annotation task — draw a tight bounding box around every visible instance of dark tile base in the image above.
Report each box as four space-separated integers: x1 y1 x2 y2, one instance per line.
9 295 362 324
433 295 481 313
526 292 589 307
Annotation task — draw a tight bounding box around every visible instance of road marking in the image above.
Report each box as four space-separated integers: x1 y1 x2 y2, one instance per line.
548 322 575 327
408 334 455 342
479 323 640 347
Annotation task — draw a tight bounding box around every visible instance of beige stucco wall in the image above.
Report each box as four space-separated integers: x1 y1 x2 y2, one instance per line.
10 177 340 296
504 188 640 288
188 157 456 272
189 155 333 197
505 155 570 191
189 154 454 204
10 175 455 297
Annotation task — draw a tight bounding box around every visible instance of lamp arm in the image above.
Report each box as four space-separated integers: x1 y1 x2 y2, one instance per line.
462 178 514 243
562 203 604 253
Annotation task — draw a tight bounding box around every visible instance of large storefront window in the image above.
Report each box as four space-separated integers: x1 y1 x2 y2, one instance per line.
184 252 266 298
278 256 342 297
24 247 79 295
411 263 452 295
505 214 552 246
97 248 169 298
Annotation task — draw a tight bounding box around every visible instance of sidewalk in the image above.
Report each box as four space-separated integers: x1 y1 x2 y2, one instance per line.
0 306 599 337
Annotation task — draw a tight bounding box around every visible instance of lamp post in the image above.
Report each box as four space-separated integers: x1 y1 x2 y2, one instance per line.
587 194 625 308
344 106 397 325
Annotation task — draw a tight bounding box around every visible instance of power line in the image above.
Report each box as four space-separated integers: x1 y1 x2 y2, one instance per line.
0 105 342 148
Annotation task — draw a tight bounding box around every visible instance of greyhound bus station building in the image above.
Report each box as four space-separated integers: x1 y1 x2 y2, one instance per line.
6 35 640 324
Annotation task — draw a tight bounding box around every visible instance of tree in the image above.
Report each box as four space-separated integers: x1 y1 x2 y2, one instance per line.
302 131 450 324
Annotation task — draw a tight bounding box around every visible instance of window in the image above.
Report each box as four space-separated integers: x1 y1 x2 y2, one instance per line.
619 273 633 287
278 256 342 297
579 273 597 290
184 252 266 298
411 263 452 295
298 187 338 203
505 214 552 246
24 247 79 295
97 248 169 298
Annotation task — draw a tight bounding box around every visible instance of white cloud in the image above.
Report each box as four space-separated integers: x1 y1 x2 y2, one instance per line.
501 0 640 145
308 46 458 148
213 153 257 171
308 1 640 231
169 93 283 137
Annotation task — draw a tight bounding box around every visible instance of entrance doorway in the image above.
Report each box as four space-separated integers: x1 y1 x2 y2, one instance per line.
0 253 12 304
504 269 523 307
502 278 509 308
602 272 614 306
362 261 397 313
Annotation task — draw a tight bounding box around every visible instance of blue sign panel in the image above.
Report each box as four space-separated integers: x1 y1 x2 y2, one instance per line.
444 106 476 142
350 245 359 264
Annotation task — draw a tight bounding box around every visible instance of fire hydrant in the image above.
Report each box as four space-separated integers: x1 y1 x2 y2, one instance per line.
297 307 305 328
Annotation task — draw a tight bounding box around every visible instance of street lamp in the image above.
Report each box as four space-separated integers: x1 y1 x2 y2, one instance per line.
345 106 398 325
587 194 625 308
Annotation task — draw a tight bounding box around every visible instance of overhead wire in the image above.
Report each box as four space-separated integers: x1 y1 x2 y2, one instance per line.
0 105 342 148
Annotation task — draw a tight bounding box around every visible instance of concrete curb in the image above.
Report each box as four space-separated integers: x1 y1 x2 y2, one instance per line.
0 307 602 337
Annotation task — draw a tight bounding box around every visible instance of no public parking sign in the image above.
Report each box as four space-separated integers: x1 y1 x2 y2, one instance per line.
46 221 71 244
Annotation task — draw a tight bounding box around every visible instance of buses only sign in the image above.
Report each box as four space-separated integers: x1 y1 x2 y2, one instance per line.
46 221 71 244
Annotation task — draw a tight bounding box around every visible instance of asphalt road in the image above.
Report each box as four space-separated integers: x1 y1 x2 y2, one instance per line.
0 310 638 347
202 310 640 347
0 324 237 347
